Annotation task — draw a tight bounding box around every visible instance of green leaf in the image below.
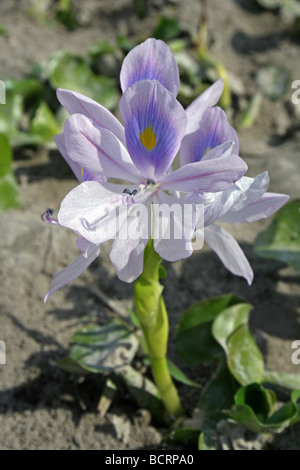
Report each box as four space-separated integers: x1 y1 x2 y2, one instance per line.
198 430 217 450
212 302 264 385
212 303 253 351
118 365 165 423
254 199 300 273
55 356 90 375
256 65 291 100
0 133 13 178
167 428 200 447
263 369 300 392
167 359 200 388
30 102 60 144
0 173 22 211
152 16 182 41
227 324 265 386
0 134 21 211
226 384 300 433
235 383 276 421
65 320 139 374
47 51 119 110
176 294 244 366
5 78 44 104
0 93 24 136
196 361 238 429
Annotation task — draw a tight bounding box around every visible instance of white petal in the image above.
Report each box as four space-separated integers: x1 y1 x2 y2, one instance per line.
44 242 100 302
205 224 253 285
152 191 195 262
110 199 151 283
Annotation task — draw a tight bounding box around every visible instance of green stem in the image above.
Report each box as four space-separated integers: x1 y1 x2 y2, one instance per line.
133 240 183 419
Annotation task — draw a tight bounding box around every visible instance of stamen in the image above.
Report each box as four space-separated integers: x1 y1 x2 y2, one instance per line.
41 208 59 225
147 179 156 186
123 188 132 195
122 188 138 206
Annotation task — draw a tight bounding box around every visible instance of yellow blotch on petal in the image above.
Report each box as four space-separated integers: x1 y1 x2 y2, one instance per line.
140 125 156 151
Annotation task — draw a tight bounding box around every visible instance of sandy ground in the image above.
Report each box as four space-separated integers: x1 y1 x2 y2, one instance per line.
0 0 299 450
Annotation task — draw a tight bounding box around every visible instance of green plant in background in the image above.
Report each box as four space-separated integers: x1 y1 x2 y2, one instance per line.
239 65 291 129
256 0 300 27
58 292 300 448
171 295 300 449
29 0 77 30
254 199 300 273
0 134 22 211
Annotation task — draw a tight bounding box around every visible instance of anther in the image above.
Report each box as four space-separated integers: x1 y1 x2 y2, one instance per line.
123 188 132 195
41 208 59 225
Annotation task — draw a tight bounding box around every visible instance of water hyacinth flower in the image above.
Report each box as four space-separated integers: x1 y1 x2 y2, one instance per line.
180 101 289 284
44 38 287 301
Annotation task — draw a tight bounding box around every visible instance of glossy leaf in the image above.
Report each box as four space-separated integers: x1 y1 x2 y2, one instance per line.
47 51 119 110
196 361 238 429
176 294 244 366
212 303 253 351
227 324 265 386
254 199 300 273
63 320 139 374
263 369 300 392
226 384 300 433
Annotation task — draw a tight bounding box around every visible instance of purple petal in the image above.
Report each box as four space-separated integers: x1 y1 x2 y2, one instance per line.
57 88 126 145
220 192 289 224
55 133 83 182
120 38 180 96
180 107 239 166
64 114 142 183
44 241 100 302
55 133 106 184
160 142 248 193
186 79 224 135
119 80 187 180
205 224 253 285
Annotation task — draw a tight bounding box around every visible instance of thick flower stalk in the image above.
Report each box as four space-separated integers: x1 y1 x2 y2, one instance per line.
134 240 183 417
43 38 288 418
